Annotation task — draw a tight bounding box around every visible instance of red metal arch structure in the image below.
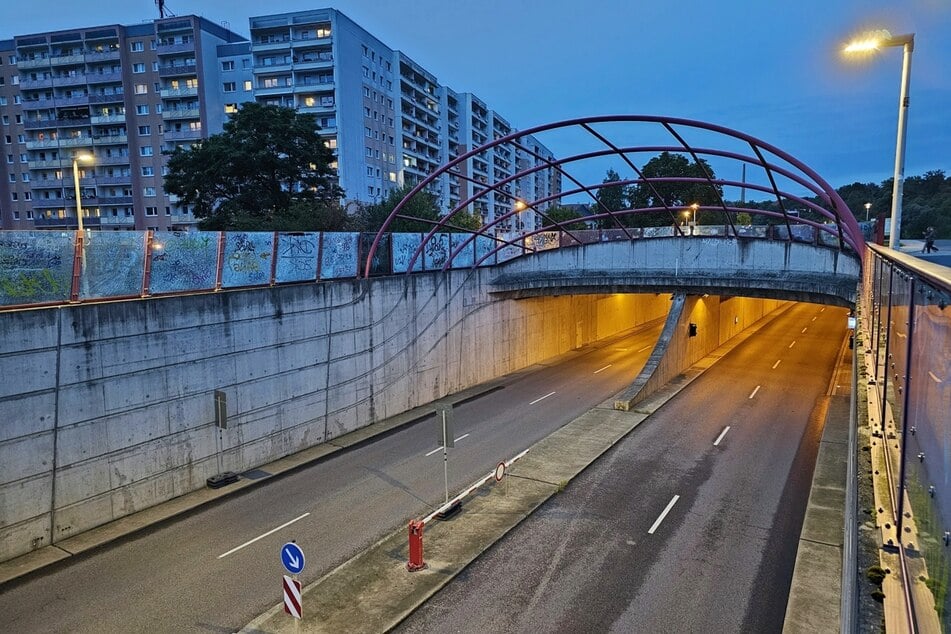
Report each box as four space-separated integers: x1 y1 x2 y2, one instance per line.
363 115 864 277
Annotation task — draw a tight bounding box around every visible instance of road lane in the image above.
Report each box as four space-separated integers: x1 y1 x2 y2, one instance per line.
396 303 848 633
0 321 663 633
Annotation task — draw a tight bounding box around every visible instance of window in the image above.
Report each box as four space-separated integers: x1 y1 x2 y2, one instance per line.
130 41 144 52
323 138 337 149
140 146 153 156
21 173 28 182
17 134 24 143
138 125 150 136
19 153 26 163
5 154 12 164
10 193 17 201
224 103 238 114
23 192 31 201
152 62 159 71
0 97 5 106
7 173 14 182
222 81 235 92
134 84 147 94
144 187 156 197
145 206 158 216
141 166 154 176
243 80 252 91
132 63 145 73
3 135 9 144
365 147 372 157
136 104 149 115
221 61 235 71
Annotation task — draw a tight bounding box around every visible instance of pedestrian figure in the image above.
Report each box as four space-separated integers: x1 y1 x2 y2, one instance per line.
923 226 937 253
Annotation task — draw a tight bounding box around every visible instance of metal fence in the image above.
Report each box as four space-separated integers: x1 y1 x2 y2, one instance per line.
864 244 951 629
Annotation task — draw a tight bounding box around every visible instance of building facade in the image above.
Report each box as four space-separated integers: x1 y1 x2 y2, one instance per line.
0 17 250 231
0 9 559 232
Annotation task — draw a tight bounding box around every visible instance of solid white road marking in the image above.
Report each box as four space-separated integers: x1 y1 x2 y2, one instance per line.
454 433 470 443
648 495 680 535
713 426 731 446
529 391 556 405
749 385 761 399
929 371 943 384
594 364 612 374
772 359 782 369
788 340 796 349
218 513 310 559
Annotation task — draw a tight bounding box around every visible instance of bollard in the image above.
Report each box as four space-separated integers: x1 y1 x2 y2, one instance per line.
407 519 426 571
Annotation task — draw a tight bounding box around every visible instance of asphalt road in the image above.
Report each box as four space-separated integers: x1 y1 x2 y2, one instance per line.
0 320 665 633
396 303 848 634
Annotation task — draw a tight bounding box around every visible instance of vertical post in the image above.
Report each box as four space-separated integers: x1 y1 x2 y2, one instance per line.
442 410 450 505
407 520 426 571
888 40 913 249
895 278 916 539
214 232 226 291
142 230 154 297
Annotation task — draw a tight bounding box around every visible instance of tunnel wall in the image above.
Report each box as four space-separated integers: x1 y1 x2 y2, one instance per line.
0 269 670 562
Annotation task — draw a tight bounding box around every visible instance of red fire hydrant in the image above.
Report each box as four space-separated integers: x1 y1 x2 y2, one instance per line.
407 519 426 571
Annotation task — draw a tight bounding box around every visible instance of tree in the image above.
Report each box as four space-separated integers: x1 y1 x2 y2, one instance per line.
595 169 627 228
627 152 723 227
356 185 442 232
164 102 344 230
542 205 589 231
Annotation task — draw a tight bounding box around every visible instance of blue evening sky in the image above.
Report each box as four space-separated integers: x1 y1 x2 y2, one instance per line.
4 0 950 196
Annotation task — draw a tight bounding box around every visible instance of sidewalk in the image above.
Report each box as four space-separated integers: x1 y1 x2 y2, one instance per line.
243 312 848 634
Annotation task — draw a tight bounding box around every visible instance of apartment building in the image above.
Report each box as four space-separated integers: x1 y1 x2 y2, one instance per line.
0 16 251 230
249 8 560 230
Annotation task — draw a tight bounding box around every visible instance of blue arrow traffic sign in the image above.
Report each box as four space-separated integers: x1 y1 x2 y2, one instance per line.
281 542 305 575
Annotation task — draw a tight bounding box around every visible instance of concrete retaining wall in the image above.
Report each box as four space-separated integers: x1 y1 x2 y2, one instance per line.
0 268 670 562
615 294 787 409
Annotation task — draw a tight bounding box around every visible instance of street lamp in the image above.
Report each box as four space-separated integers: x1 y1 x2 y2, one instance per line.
843 30 914 249
72 153 94 233
687 203 699 235
864 202 872 221
514 199 527 233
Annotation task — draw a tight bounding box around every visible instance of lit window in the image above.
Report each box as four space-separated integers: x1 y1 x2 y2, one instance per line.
224 103 238 114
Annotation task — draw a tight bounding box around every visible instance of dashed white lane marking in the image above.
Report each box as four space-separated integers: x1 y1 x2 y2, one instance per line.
801 327 808 334
529 391 556 405
812 316 817 322
425 434 470 456
788 340 796 349
749 385 761 399
594 364 612 374
772 359 782 369
637 345 651 353
218 513 310 559
929 371 943 383
820 307 826 312
648 495 680 535
713 426 731 446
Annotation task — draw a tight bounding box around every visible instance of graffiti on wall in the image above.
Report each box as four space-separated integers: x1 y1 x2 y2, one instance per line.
319 232 359 279
222 232 274 288
149 232 219 293
450 233 475 269
82 232 146 299
0 231 74 305
275 232 319 283
423 233 450 271
392 233 422 273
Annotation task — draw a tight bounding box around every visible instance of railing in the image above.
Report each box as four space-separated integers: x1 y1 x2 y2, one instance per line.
863 244 951 631
0 225 857 310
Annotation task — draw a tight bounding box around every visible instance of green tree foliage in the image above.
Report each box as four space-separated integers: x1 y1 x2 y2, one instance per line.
542 205 590 231
625 152 723 227
164 103 345 230
355 185 442 233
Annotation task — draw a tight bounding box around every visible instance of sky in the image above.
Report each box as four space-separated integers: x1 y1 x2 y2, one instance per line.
4 0 950 198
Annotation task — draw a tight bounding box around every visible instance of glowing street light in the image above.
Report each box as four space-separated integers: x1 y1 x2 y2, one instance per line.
864 202 872 221
72 153 94 233
843 30 914 248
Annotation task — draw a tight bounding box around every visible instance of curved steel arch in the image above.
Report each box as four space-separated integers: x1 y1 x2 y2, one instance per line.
364 115 863 277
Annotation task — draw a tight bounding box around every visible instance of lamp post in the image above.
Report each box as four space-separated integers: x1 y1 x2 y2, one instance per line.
514 199 527 233
864 202 872 221
72 153 94 233
688 203 699 235
843 30 914 249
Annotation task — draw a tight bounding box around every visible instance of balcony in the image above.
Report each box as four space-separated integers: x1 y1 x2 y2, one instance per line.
254 85 293 97
162 108 201 120
291 56 333 70
49 54 85 66
160 86 198 98
98 196 134 205
96 155 131 165
252 38 292 51
17 57 50 69
93 134 128 145
24 119 60 130
156 41 195 55
84 49 121 62
253 62 293 73
91 114 126 124
163 129 202 141
28 159 72 170
95 175 133 185
52 74 87 87
170 214 198 224
158 63 197 77
293 81 333 93
20 77 53 90
86 71 123 84
88 93 124 104
100 214 136 225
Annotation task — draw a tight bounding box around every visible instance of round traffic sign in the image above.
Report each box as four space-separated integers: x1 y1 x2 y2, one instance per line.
281 542 305 574
494 461 506 482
